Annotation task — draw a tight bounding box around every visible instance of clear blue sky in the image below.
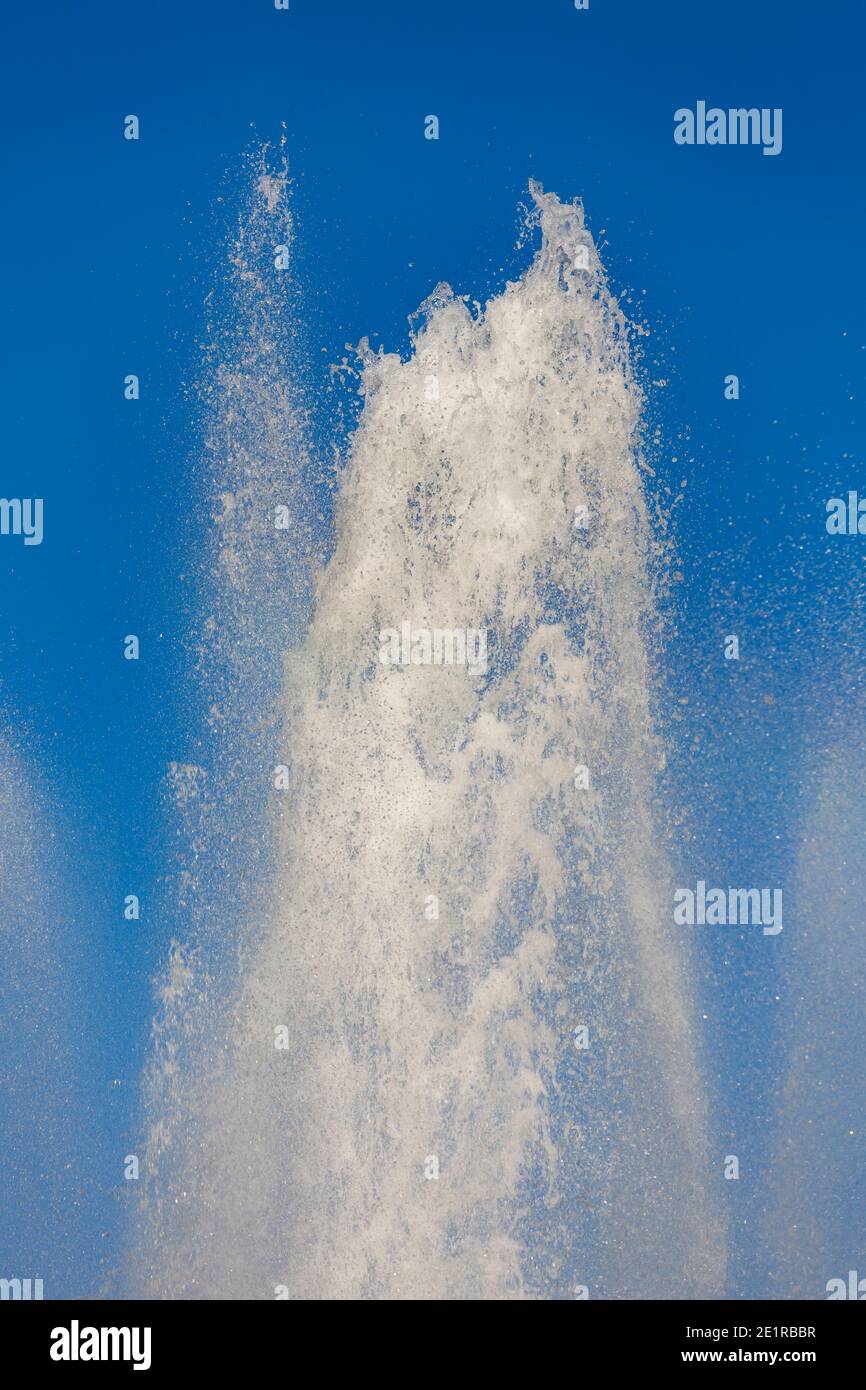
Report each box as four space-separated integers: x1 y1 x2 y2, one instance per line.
1 0 863 1297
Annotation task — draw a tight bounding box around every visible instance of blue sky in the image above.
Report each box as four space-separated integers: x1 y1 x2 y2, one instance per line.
1 0 864 1297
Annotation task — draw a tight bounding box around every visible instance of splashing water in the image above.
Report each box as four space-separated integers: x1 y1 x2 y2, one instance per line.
765 727 866 1298
132 170 725 1300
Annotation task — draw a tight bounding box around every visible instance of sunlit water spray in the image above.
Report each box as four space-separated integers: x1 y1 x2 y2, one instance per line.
765 722 866 1299
132 166 725 1300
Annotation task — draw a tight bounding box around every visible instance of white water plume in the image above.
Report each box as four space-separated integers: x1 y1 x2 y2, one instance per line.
133 172 725 1301
765 727 866 1298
